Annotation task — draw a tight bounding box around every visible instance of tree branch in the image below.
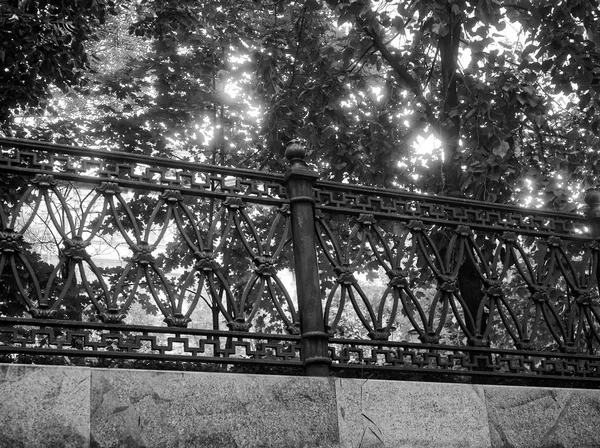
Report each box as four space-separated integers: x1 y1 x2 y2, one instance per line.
288 5 308 89
362 24 438 128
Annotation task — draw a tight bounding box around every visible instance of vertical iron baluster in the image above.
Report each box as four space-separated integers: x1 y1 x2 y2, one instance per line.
284 140 330 377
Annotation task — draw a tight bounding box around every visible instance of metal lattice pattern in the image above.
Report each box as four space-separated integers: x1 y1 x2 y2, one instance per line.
316 210 600 358
1 138 600 384
0 139 297 340
0 318 301 367
315 181 589 238
328 339 600 383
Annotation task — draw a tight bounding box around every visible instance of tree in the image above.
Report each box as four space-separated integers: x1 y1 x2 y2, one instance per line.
4 0 600 207
0 0 117 133
323 0 600 206
2 0 600 349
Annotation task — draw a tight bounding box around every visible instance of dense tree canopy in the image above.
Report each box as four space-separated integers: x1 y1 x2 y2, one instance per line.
2 0 600 210
0 0 117 131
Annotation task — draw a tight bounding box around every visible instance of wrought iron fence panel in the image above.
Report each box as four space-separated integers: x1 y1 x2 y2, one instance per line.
2 138 600 385
314 180 600 372
0 139 298 364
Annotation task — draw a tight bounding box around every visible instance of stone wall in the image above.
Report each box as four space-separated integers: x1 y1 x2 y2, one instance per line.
1 364 599 448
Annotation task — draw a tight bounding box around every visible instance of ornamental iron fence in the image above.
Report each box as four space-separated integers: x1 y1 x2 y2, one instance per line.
1 137 600 386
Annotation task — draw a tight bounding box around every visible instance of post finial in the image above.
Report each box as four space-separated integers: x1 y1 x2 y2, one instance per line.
585 187 600 219
285 139 307 166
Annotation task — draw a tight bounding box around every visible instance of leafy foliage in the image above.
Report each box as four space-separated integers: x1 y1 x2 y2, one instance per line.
0 0 117 132
2 0 600 356
324 0 600 206
3 0 600 208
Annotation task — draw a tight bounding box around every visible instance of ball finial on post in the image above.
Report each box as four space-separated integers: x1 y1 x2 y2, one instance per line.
285 139 307 167
585 187 600 218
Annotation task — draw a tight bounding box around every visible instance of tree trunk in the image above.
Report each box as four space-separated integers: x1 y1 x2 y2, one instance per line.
437 5 487 343
438 6 463 196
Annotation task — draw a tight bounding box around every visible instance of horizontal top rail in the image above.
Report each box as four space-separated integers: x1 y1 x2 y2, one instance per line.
0 137 590 233
316 179 586 221
0 137 289 206
0 137 286 182
315 180 590 239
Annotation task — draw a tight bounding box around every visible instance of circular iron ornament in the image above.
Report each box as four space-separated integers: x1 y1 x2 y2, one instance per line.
386 269 409 288
132 243 154 265
161 189 184 203
419 332 441 344
97 182 122 195
30 306 56 318
500 231 518 243
164 313 192 328
223 196 246 210
369 327 391 341
254 256 275 277
547 235 562 247
194 251 218 272
575 290 599 306
439 275 459 293
62 237 89 261
0 230 23 253
99 309 127 324
227 317 252 332
356 213 376 227
31 174 57 188
455 225 473 236
528 285 552 304
406 220 426 232
516 339 535 350
334 266 356 285
484 279 504 298
440 281 459 293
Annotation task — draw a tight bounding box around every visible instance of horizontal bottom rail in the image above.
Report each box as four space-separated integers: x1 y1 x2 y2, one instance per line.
1 318 600 387
0 317 303 374
327 338 600 387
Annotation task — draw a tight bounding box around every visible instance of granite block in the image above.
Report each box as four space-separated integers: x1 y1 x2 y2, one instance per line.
334 378 491 448
485 385 600 448
5 362 600 448
0 364 91 448
90 369 339 448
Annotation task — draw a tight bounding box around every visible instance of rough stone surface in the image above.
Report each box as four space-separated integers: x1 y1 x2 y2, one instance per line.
485 385 600 448
334 378 491 448
0 364 90 448
90 369 340 448
4 363 600 448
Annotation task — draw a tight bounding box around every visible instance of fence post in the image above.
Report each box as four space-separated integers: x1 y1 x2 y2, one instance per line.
284 140 330 377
